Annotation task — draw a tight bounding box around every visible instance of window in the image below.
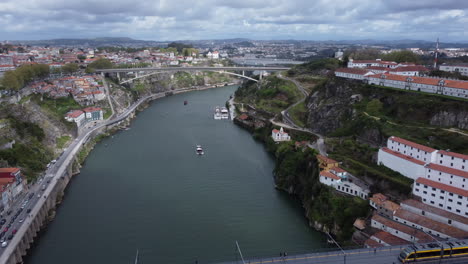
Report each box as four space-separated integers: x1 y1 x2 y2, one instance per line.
448 220 452 224
416 183 420 186
448 206 452 210
441 190 445 194
432 187 436 191
439 204 443 207
458 195 462 199
424 185 428 189
457 202 462 205
451 175 453 179
430 201 435 204
415 188 420 192
423 191 427 194
449 199 453 202
456 209 460 213
449 193 453 196
422 211 425 215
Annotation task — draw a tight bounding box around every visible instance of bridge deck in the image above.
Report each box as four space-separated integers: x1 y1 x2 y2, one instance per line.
96 66 291 73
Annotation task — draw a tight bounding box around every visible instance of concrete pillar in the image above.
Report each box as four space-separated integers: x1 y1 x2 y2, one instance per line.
242 70 245 76
117 72 121 82
259 72 263 80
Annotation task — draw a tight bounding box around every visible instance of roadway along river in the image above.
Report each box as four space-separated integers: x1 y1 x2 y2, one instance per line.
25 85 324 264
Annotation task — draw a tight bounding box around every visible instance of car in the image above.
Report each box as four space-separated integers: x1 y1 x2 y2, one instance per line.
37 194 40 198
0 219 5 225
19 219 23 223
29 193 34 199
3 228 7 232
12 229 17 234
0 238 4 243
51 160 57 164
26 209 31 213
1 241 7 248
6 210 11 216
7 234 13 240
0 232 4 239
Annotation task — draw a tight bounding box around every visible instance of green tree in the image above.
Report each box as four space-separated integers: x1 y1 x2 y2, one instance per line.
382 50 421 63
1 71 21 91
62 63 79 74
87 58 113 70
366 99 383 116
77 55 86 61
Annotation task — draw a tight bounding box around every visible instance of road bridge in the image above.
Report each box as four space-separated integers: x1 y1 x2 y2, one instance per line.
96 66 291 85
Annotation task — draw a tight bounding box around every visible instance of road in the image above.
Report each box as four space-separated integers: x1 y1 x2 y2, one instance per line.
0 91 165 262
276 74 327 156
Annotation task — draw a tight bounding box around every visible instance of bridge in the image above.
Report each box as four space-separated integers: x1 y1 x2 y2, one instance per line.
96 66 291 84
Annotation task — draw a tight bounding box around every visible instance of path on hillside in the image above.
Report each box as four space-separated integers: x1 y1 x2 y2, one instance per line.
362 112 468 137
276 74 327 156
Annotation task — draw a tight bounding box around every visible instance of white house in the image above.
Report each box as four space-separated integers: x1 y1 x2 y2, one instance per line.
271 127 291 142
65 110 86 127
434 150 468 172
319 169 369 199
348 59 398 69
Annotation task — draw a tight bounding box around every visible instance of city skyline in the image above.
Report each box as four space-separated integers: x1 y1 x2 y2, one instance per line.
0 0 467 42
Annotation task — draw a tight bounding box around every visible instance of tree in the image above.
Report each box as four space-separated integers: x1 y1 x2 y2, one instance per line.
382 50 421 63
87 58 113 69
62 63 79 74
1 71 21 91
77 55 86 61
366 99 383 116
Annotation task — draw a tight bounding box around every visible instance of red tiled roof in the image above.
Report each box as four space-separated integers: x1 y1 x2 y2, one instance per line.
330 167 348 173
365 238 384 248
368 74 468 90
437 150 468 161
83 107 102 113
401 199 468 225
320 171 341 180
238 114 249 120
380 147 425 165
366 66 389 71
66 110 84 118
426 163 468 179
0 168 20 174
394 209 468 239
389 136 436 153
372 231 408 245
316 155 338 165
372 214 432 242
416 177 468 197
335 68 373 75
390 66 429 72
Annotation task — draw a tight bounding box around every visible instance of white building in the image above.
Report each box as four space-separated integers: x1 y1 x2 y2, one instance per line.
439 64 468 76
271 127 291 142
366 73 468 99
393 208 468 239
377 147 426 180
334 68 375 80
319 168 369 199
401 199 468 232
413 177 467 217
435 150 468 172
348 59 398 69
371 214 432 243
65 110 86 127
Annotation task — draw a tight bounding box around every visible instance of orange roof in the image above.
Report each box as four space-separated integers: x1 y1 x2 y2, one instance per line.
66 110 84 118
437 150 468 161
316 155 338 165
426 163 468 179
320 171 341 180
330 166 348 173
368 74 468 90
372 214 432 242
83 107 102 113
380 147 425 165
371 231 408 245
0 168 20 174
394 209 468 239
389 136 436 153
390 66 429 72
416 177 468 197
364 238 384 248
401 199 468 225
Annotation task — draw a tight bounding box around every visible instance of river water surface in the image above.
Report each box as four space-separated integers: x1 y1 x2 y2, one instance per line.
26 86 324 264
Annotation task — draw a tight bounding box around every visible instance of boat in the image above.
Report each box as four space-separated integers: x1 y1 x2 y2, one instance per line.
213 106 222 120
196 145 204 155
184 100 188 105
220 107 229 119
134 249 139 264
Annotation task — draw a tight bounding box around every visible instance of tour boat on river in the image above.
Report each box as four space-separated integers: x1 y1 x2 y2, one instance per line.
214 106 229 120
196 145 204 155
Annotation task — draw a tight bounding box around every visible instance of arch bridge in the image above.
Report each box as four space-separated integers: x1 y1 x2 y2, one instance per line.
96 66 291 85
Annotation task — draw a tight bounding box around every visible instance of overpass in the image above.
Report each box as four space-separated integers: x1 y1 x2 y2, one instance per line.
96 66 291 84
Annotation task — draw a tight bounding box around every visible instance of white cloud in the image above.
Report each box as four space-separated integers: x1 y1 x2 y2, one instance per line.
0 0 467 41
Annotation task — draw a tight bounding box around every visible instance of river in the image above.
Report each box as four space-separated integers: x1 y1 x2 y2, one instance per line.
26 85 324 264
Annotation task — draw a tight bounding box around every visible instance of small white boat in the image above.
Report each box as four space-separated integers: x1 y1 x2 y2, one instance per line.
214 106 222 120
220 107 229 119
196 145 204 155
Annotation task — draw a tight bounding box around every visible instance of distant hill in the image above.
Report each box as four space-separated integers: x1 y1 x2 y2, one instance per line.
10 37 168 48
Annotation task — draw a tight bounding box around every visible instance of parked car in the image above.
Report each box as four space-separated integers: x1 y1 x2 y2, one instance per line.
12 229 17 234
1 241 7 248
0 219 5 225
27 209 31 213
7 234 13 240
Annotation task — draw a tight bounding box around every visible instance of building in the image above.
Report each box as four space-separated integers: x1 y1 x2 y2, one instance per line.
316 155 339 171
319 167 369 199
348 59 398 69
367 231 408 247
65 110 86 127
439 64 468 76
366 73 468 99
334 68 375 80
271 127 291 142
377 147 426 180
393 208 468 239
371 214 432 243
83 107 103 121
413 177 467 217
0 168 25 210
369 193 400 218
400 199 468 232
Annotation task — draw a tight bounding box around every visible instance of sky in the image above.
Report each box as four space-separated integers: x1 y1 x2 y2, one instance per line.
1 0 467 41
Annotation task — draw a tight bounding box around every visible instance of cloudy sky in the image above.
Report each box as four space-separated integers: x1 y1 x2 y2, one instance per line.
1 0 467 41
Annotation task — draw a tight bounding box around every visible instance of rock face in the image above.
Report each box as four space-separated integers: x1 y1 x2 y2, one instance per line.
430 111 468 130
306 79 361 135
